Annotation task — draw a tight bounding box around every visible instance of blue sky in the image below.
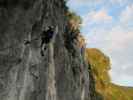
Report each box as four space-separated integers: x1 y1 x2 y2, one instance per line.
67 0 133 86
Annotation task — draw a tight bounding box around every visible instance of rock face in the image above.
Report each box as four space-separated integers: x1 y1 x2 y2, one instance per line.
0 0 90 100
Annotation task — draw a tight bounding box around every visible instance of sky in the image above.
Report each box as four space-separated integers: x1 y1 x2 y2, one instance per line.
67 0 133 86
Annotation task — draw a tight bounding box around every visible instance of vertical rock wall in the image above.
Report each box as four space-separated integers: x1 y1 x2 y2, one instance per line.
0 0 90 100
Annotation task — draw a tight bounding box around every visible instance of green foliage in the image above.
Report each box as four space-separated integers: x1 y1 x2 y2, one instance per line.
67 11 82 24
86 48 111 82
66 11 82 30
86 48 133 100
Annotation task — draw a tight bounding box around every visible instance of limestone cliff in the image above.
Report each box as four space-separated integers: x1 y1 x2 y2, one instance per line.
0 0 91 100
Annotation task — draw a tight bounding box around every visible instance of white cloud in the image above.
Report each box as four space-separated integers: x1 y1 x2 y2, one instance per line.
93 10 112 21
67 0 90 7
108 27 133 50
109 0 132 6
89 9 112 21
110 69 133 86
110 0 125 4
67 0 103 12
120 4 133 24
83 24 133 51
82 9 112 26
68 0 101 5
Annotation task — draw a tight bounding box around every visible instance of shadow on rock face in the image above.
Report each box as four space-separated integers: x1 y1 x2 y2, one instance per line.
89 67 104 100
0 0 36 10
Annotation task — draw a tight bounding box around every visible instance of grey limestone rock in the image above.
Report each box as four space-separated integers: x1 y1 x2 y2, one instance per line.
0 0 93 100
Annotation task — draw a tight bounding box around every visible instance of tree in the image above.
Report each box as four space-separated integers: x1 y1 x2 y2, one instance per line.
66 11 82 31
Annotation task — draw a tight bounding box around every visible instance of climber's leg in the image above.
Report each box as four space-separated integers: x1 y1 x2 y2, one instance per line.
41 43 45 56
40 39 44 47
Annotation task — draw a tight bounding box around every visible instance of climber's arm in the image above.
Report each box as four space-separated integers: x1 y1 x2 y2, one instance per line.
24 40 31 45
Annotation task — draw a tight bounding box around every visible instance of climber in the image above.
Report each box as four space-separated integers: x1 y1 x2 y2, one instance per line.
40 26 54 56
23 26 55 56
81 45 85 55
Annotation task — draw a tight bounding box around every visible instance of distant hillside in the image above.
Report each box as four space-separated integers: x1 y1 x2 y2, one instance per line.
86 48 133 100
